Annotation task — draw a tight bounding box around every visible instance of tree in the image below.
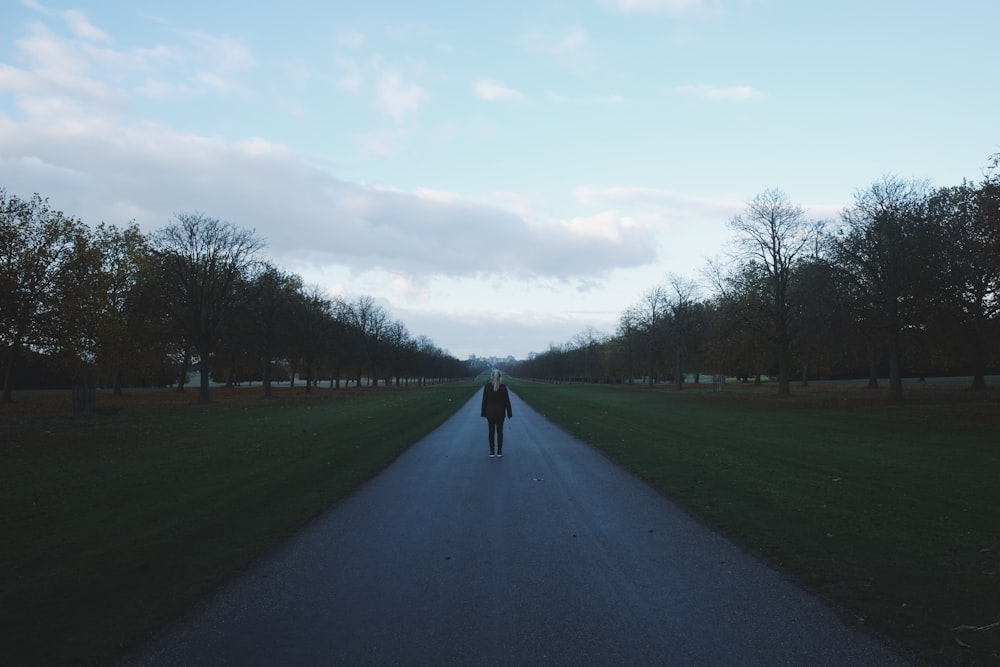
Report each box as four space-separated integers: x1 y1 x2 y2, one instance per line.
617 307 642 384
85 223 153 394
290 285 333 392
707 271 772 384
244 265 303 396
570 326 605 382
341 296 389 387
632 286 669 385
152 214 263 403
1 191 90 402
383 320 411 387
929 171 1000 389
664 276 701 389
832 176 935 401
728 189 810 396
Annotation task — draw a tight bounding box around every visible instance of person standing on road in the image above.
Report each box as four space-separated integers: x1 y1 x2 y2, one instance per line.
481 370 513 458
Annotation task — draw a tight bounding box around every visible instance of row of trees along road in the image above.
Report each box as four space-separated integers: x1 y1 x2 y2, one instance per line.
1 201 467 403
513 158 1000 401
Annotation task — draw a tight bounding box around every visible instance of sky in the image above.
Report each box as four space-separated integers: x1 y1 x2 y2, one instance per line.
1 1 997 361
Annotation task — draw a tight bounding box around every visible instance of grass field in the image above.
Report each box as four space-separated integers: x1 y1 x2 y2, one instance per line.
3 379 998 666
510 379 1000 667
0 382 479 666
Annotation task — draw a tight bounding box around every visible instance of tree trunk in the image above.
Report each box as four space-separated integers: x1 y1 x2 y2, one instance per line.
970 325 987 390
2 345 16 403
198 353 211 403
176 349 191 392
263 354 273 398
777 341 791 396
112 365 124 396
674 347 683 390
887 332 904 401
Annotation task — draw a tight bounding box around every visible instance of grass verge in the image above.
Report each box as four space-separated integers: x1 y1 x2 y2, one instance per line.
511 380 1000 667
1 383 478 666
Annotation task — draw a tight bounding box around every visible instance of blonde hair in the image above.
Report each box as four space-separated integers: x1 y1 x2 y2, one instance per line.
491 370 501 391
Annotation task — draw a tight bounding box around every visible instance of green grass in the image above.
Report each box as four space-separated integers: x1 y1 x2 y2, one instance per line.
510 380 1000 666
4 380 998 666
1 383 478 666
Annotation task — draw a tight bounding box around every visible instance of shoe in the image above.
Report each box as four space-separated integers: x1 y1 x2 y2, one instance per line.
498 452 503 457
489 453 495 458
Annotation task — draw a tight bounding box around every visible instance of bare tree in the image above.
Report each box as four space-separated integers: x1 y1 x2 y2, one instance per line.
728 189 810 395
245 264 303 396
152 213 263 403
617 307 642 384
665 275 702 389
631 286 669 386
341 295 389 387
384 319 411 386
571 326 606 382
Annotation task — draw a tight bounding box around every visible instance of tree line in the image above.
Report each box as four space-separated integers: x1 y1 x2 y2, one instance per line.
1 199 469 403
512 157 1000 401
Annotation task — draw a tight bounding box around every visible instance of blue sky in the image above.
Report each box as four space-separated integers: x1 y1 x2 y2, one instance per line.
2 0 997 360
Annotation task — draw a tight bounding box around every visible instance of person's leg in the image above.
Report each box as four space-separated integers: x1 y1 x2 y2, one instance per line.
487 418 497 456
496 418 504 456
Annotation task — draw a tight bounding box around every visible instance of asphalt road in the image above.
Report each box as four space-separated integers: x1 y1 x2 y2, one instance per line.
121 389 915 666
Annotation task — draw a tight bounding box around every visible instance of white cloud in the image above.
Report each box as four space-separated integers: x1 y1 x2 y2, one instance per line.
669 84 766 102
0 40 129 118
574 186 745 222
177 30 254 74
389 273 431 302
22 0 111 43
0 110 657 284
554 27 588 53
376 69 427 120
522 26 593 62
334 57 363 93
357 129 400 157
473 78 525 102
602 0 705 12
335 29 366 49
9 7 255 108
545 211 640 243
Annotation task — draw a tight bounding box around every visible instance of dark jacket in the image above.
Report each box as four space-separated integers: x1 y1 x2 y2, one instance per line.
481 382 513 421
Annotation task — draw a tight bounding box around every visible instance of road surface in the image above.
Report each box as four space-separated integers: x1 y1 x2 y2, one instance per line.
121 389 915 666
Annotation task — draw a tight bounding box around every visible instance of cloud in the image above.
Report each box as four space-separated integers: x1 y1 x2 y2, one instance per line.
335 29 366 49
554 27 588 53
10 5 255 109
601 0 705 12
0 110 657 283
521 26 590 62
22 0 111 43
668 84 766 102
334 57 364 93
376 69 427 120
575 186 745 221
356 130 401 157
473 78 525 102
0 24 130 117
